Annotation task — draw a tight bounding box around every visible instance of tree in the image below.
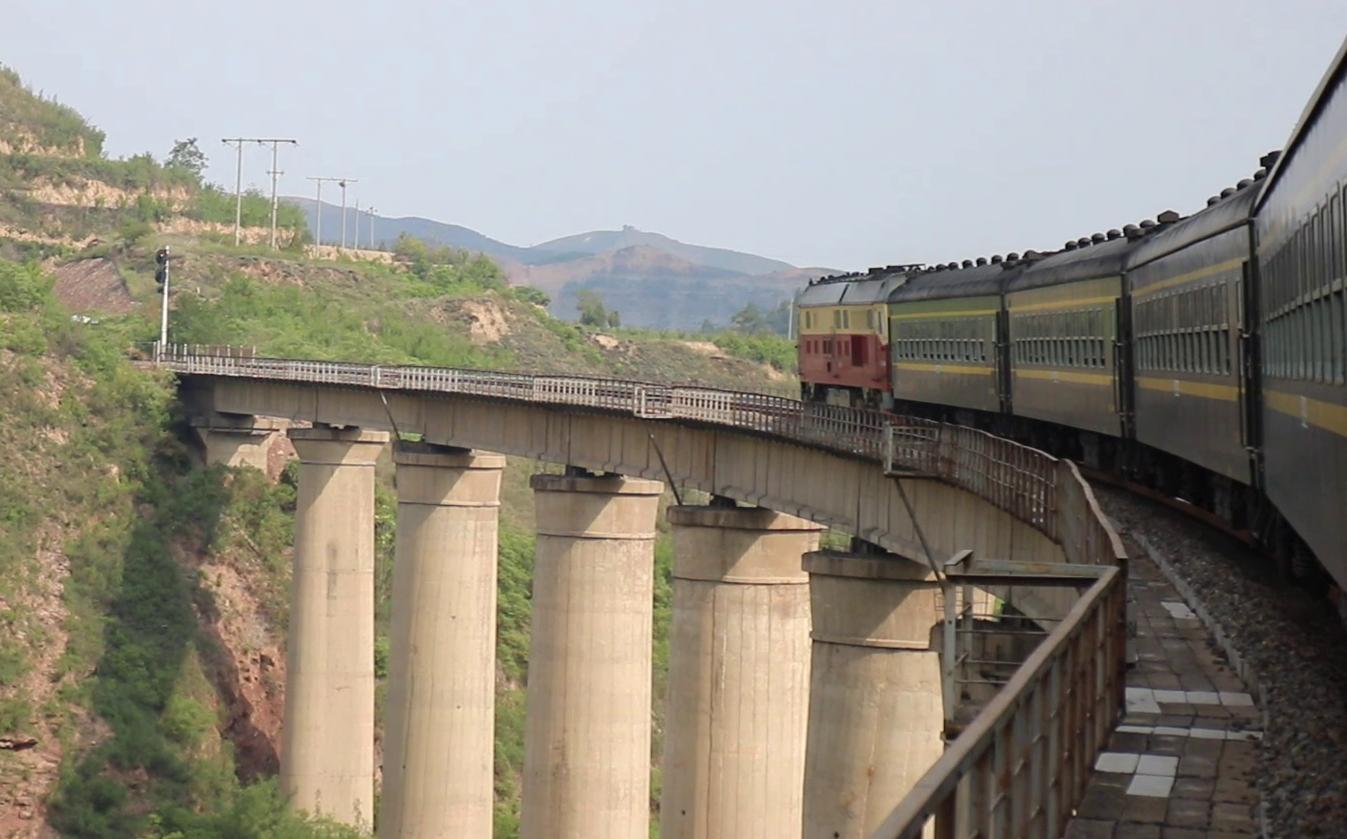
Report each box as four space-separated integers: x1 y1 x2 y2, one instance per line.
730 302 768 334
166 138 206 178
513 286 550 307
576 289 610 327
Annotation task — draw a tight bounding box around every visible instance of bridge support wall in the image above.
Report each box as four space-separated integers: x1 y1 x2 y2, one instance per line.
192 425 273 470
379 443 504 839
520 473 663 839
280 426 388 828
660 505 822 839
801 551 945 839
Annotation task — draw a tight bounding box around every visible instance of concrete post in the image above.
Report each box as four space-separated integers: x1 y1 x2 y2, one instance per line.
801 551 945 839
379 443 505 839
280 426 388 828
520 473 663 839
660 505 823 839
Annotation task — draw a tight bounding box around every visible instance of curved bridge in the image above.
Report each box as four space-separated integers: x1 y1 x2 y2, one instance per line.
149 344 1127 839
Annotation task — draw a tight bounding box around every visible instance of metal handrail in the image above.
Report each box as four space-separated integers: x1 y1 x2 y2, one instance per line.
140 343 1062 543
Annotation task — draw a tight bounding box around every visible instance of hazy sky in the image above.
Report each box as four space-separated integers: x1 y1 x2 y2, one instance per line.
4 1 1346 269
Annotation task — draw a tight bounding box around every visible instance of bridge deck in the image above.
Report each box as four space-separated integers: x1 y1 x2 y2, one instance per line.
1065 553 1260 838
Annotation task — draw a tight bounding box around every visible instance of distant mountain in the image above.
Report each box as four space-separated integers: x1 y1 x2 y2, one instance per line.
511 245 809 330
532 225 794 276
285 196 533 260
282 198 835 329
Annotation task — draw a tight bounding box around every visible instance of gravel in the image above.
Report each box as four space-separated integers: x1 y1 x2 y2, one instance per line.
1098 487 1347 838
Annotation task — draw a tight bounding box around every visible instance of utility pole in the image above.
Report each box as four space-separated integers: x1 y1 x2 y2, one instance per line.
353 197 360 251
306 176 354 254
260 139 298 250
223 137 298 247
338 178 357 249
367 206 376 249
222 139 245 245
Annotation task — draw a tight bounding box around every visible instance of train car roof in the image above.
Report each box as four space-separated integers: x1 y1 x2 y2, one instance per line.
888 260 1022 303
1126 185 1259 271
1256 35 1347 214
797 267 914 306
1009 236 1136 293
796 276 853 306
839 271 909 304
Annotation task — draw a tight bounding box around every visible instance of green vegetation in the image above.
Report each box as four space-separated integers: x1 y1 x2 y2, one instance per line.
576 288 621 328
173 274 510 368
0 260 367 838
0 65 105 155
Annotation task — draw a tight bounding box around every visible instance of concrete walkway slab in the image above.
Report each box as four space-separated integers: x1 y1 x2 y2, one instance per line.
1064 552 1261 838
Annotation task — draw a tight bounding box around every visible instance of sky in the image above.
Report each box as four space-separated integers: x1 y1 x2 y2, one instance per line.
4 1 1346 270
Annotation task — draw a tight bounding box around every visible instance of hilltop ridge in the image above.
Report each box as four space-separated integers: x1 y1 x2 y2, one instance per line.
285 198 834 329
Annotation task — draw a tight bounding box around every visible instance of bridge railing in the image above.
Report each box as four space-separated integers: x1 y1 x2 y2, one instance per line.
147 344 1057 540
872 563 1124 839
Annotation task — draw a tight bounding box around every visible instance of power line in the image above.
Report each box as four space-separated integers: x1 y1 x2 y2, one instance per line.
221 137 297 247
305 176 358 251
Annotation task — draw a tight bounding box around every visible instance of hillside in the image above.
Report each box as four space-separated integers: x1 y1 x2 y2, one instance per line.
507 244 803 330
284 198 834 329
0 63 800 839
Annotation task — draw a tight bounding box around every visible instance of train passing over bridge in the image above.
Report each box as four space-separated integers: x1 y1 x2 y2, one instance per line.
797 36 1347 601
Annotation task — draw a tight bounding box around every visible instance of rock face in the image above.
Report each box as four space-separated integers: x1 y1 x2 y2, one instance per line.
191 553 286 781
50 258 136 315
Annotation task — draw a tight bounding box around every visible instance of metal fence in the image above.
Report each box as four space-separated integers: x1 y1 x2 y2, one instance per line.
143 344 1126 837
874 565 1125 839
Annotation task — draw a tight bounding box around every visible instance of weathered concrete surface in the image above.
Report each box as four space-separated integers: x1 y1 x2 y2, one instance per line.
191 417 285 470
280 426 388 828
520 474 663 839
188 379 1064 574
802 551 945 839
380 443 504 839
661 506 822 839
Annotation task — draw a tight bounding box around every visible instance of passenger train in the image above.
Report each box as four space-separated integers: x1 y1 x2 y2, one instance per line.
796 38 1347 596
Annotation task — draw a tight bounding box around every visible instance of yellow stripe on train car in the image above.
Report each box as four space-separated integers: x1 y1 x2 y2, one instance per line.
1131 259 1243 298
890 309 998 321
1014 369 1114 386
894 362 994 375
1265 388 1347 438
1007 295 1118 314
1136 376 1240 401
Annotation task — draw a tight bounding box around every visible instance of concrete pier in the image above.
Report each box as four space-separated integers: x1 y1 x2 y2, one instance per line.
801 551 945 839
660 505 822 839
380 443 505 839
280 426 388 827
191 417 284 470
520 472 663 839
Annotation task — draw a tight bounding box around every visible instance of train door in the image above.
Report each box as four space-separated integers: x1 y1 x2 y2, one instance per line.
1114 294 1135 438
1239 256 1264 488
995 307 1012 414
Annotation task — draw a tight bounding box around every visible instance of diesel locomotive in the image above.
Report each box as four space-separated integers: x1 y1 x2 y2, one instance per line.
797 37 1347 594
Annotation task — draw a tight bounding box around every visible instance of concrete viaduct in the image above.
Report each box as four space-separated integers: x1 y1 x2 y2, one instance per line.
153 346 1127 839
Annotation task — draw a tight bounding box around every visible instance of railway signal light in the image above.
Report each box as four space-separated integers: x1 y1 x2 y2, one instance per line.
154 247 169 292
